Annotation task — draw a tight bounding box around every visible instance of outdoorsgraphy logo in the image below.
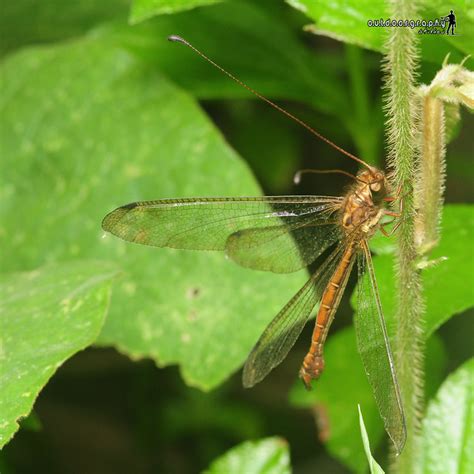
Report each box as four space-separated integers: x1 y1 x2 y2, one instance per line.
445 10 456 35
367 9 460 36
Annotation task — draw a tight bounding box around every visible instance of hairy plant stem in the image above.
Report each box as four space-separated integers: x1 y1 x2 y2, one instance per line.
414 95 446 254
384 1 425 472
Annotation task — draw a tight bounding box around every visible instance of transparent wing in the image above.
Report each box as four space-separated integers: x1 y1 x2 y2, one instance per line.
242 242 347 387
102 196 342 273
226 221 342 273
355 241 406 454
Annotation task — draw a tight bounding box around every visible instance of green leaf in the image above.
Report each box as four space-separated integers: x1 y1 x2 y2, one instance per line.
0 261 117 448
286 0 473 64
204 437 291 474
0 0 129 57
0 34 306 390
422 204 474 335
130 0 222 24
358 406 385 474
421 358 474 473
287 0 385 51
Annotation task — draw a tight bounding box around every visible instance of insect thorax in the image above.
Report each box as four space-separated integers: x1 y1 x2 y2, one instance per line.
341 179 384 237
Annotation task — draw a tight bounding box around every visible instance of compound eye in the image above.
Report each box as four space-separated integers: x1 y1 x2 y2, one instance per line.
370 182 381 192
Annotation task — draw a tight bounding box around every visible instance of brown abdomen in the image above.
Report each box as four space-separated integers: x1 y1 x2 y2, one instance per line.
299 242 357 389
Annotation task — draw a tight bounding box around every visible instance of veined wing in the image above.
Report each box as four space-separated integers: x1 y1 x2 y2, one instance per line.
226 220 342 273
355 240 406 454
242 242 347 387
102 196 342 272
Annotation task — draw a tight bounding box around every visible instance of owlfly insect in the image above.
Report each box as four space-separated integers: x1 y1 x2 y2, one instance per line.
102 35 406 453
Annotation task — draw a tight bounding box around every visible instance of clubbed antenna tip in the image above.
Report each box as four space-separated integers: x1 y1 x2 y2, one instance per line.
168 35 185 44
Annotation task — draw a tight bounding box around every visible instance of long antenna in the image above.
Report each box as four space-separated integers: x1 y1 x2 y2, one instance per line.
293 168 362 184
168 35 372 171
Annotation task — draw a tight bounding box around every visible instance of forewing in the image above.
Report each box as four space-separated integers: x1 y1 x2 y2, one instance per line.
242 242 347 387
102 195 341 257
226 220 342 273
355 241 406 454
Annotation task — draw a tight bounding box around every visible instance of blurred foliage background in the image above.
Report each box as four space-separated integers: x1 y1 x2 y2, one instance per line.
0 1 473 473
